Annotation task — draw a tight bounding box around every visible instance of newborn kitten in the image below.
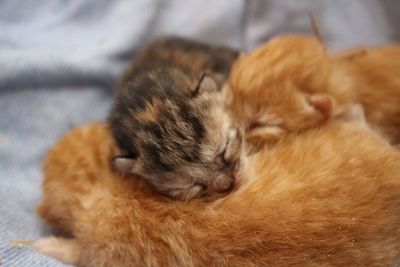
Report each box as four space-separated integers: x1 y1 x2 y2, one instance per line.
120 36 239 89
225 34 400 145
108 63 241 200
35 113 400 266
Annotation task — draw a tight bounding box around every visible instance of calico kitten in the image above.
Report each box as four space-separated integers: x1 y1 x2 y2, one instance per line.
225 34 400 145
35 110 400 266
119 36 239 89
108 63 241 200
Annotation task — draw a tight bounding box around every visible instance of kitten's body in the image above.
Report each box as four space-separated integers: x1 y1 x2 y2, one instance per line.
335 45 400 142
36 120 400 266
226 35 400 144
120 36 239 89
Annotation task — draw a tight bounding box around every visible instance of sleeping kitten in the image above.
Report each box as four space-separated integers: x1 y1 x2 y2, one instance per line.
109 37 240 200
119 36 239 89
108 63 241 200
35 109 400 266
225 34 400 145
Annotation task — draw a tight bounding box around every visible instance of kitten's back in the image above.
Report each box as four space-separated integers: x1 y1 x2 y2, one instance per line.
120 36 239 88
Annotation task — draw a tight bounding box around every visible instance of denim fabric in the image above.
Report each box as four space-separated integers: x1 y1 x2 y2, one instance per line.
0 0 398 266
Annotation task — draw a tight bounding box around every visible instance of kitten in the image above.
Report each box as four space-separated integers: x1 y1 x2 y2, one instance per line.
119 36 239 89
108 63 241 200
225 34 400 145
35 111 400 266
109 37 240 200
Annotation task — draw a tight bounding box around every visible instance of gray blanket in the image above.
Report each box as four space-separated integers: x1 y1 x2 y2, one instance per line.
0 0 398 266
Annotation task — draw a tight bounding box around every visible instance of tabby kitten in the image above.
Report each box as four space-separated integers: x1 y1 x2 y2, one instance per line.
108 63 241 200
225 34 400 145
35 111 400 266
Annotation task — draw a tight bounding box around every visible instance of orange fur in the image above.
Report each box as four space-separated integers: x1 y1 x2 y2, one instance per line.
36 121 400 266
226 35 400 145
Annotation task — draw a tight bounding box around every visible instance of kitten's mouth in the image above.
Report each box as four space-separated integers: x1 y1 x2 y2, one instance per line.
233 175 241 189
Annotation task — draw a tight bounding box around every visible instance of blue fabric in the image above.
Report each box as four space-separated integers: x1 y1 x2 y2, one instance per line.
0 0 399 266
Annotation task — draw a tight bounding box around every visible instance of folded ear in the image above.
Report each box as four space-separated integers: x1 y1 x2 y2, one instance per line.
307 94 335 118
192 73 218 97
112 156 137 175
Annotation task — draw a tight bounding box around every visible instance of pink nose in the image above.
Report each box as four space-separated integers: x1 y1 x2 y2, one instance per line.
212 175 235 192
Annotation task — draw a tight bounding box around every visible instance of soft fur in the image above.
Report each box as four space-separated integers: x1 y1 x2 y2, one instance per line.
120 36 239 89
36 117 400 266
225 34 400 145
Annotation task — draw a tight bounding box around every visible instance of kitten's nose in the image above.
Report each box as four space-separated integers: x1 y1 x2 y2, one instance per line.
212 175 235 192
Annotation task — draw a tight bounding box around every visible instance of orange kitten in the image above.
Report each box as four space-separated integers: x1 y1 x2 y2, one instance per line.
35 116 400 266
225 35 400 145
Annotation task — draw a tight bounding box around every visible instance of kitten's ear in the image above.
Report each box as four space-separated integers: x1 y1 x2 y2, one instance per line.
112 156 137 175
307 94 335 118
192 73 218 97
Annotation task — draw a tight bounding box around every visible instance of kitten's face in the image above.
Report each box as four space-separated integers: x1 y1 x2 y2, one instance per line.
225 35 334 146
225 82 333 145
112 75 242 201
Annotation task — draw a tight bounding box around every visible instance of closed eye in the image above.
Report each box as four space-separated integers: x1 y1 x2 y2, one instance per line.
246 121 264 132
217 138 232 167
219 148 230 166
246 117 283 133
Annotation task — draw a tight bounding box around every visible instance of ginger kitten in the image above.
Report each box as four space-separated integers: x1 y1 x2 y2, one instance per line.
35 112 400 266
225 34 400 145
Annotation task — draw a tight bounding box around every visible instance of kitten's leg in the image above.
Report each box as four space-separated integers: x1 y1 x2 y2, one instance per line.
34 236 82 266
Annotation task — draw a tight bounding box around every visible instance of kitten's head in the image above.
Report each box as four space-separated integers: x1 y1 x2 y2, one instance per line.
225 35 334 146
110 70 242 201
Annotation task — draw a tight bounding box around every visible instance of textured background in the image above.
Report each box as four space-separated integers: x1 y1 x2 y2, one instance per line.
0 0 399 266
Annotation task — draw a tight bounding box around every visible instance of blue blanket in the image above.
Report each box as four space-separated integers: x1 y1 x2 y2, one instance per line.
0 0 398 266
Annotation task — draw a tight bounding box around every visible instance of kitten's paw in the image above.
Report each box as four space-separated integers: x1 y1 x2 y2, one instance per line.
336 104 368 127
34 237 81 265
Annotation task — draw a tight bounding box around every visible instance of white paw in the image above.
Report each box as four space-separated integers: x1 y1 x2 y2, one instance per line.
34 236 80 265
336 104 368 127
